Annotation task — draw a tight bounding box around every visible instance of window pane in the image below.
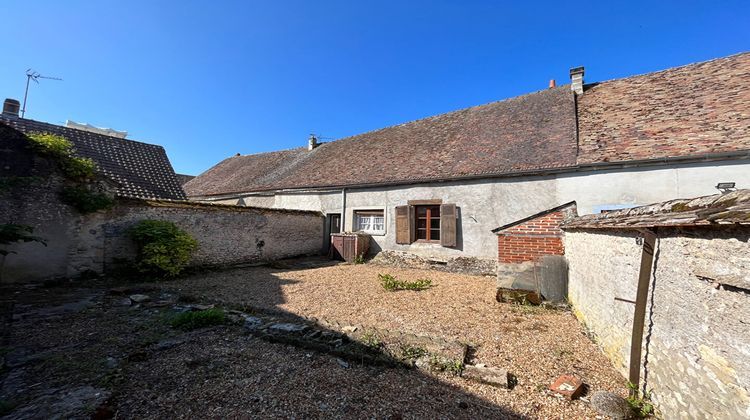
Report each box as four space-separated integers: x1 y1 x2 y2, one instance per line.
430 219 440 229
431 229 440 240
417 229 427 240
417 219 427 229
431 206 440 217
417 207 427 216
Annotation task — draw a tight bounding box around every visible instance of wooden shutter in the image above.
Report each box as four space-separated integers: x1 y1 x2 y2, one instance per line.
395 205 410 244
440 203 457 247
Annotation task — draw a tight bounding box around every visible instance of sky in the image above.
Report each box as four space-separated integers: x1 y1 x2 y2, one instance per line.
1 1 749 175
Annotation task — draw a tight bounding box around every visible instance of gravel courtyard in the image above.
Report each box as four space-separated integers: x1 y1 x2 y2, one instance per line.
0 259 627 418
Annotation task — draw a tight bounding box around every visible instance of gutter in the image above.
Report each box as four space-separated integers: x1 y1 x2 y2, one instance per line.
189 150 750 200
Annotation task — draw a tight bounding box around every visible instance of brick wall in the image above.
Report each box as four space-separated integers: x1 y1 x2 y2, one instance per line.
497 209 567 263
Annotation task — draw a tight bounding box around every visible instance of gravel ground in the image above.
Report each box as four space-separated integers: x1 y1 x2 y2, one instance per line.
0 260 628 418
156 260 629 418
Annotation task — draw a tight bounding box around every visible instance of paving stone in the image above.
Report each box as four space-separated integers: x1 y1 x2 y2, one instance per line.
128 294 151 304
461 365 509 388
268 323 308 333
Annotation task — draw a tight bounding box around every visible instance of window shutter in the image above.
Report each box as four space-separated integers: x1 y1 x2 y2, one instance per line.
440 203 457 247
395 205 411 244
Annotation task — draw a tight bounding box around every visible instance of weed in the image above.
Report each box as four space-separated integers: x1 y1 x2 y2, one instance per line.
429 356 463 376
627 382 655 418
353 254 366 264
399 344 427 360
379 273 432 291
360 330 381 348
169 309 226 330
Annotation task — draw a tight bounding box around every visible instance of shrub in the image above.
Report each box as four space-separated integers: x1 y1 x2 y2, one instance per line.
61 156 96 180
128 220 198 278
26 132 74 157
379 273 432 291
170 309 226 330
60 186 115 214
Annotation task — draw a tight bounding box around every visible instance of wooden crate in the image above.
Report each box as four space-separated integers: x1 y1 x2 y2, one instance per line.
330 233 370 262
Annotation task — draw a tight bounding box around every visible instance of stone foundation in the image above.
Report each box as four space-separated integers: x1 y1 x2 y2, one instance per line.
370 250 496 276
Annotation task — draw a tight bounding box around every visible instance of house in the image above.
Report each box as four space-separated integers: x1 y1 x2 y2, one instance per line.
0 102 186 201
185 52 750 273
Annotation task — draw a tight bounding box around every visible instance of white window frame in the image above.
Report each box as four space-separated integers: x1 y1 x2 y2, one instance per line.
353 209 386 235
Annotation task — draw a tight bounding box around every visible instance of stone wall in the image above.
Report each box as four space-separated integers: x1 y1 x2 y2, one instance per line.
564 228 750 419
68 200 324 276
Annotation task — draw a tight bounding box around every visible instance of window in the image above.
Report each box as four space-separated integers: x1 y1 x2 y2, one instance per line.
355 210 385 234
395 203 457 247
415 205 440 241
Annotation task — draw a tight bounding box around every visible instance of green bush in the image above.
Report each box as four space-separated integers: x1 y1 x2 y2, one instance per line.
61 156 96 179
26 132 74 157
60 186 115 214
128 220 198 278
379 273 432 291
170 309 226 330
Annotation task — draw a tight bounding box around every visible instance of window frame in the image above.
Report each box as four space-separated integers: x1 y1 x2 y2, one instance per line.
352 208 386 235
414 205 441 243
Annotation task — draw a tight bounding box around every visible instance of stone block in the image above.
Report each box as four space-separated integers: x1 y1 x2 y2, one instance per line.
461 365 509 388
549 374 584 400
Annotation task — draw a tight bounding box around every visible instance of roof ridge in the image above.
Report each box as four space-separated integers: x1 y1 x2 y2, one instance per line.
232 145 307 158
0 114 166 150
586 51 750 87
327 86 571 146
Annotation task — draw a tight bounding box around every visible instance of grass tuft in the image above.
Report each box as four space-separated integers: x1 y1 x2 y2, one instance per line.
169 309 226 330
379 273 432 291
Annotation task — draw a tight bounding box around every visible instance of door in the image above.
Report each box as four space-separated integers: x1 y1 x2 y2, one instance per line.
324 213 341 254
329 214 342 234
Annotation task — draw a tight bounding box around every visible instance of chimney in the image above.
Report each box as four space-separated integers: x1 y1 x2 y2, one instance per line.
2 98 20 117
308 134 319 151
569 67 585 95
549 79 556 89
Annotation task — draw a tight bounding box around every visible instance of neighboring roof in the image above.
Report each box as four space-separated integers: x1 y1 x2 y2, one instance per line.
185 87 578 196
492 201 577 233
577 52 750 164
175 173 196 186
563 189 750 229
1 114 186 200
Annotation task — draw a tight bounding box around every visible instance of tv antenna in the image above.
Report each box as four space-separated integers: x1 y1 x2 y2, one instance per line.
21 69 63 118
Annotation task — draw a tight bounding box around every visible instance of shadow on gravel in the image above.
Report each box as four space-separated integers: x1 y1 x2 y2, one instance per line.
0 258 525 419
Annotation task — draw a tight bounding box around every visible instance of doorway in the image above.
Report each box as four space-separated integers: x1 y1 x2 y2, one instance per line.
324 213 341 253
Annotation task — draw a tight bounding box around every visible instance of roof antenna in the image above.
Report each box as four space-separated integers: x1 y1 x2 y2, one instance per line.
21 69 63 118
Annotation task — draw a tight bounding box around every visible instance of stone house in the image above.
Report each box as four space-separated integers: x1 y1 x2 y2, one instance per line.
185 52 750 273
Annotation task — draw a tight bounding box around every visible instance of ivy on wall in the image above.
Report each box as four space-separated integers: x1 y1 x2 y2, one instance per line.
26 132 114 214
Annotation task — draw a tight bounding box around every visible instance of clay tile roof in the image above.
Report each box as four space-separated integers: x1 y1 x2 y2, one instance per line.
562 189 750 229
0 114 186 200
577 52 750 164
185 87 578 197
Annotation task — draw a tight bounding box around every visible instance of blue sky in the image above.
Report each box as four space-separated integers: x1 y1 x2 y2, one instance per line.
1 1 748 175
